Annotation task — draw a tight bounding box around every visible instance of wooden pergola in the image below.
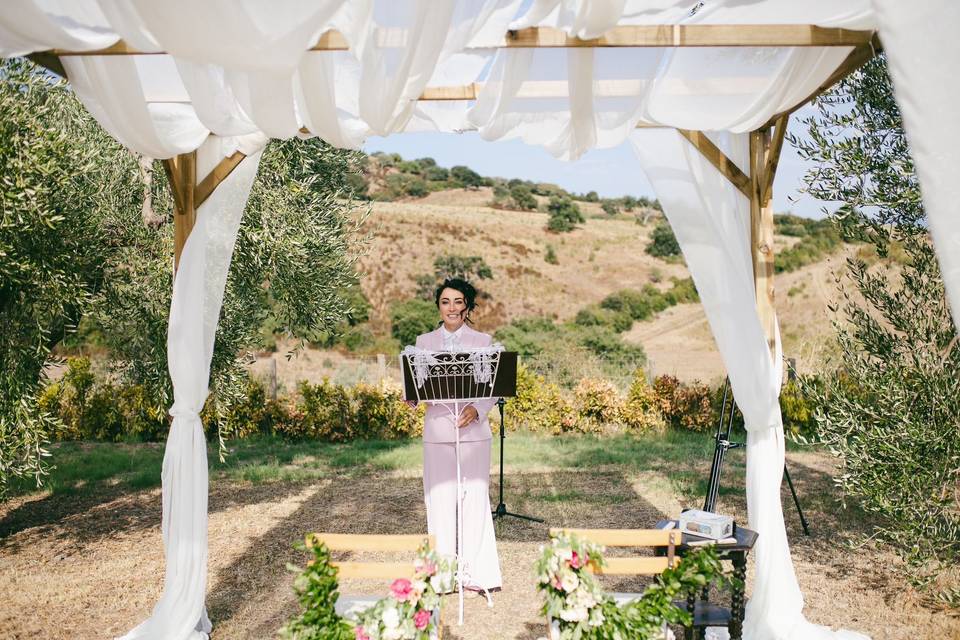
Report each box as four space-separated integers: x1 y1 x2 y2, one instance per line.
31 23 880 353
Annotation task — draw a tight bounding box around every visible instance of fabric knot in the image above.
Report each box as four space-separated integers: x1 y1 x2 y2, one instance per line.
169 406 200 420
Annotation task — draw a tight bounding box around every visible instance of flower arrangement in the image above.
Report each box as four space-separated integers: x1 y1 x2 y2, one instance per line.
535 532 729 640
349 546 456 640
280 540 455 640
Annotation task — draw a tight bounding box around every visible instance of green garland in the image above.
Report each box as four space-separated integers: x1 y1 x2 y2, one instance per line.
280 540 455 640
535 532 732 640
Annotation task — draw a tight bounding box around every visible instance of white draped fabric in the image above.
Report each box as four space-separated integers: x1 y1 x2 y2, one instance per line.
630 130 868 640
8 2 949 640
119 133 265 640
870 0 960 328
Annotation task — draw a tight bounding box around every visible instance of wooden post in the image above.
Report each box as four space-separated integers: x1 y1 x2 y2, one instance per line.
749 128 780 354
165 151 197 273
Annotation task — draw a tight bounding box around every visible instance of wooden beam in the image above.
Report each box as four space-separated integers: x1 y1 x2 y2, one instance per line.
505 24 873 48
761 115 789 204
750 129 777 354
172 151 196 273
161 157 185 215
195 151 247 209
419 83 479 101
49 25 874 58
676 129 752 199
27 52 67 78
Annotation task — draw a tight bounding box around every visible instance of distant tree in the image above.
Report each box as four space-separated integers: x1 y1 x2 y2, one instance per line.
390 299 438 347
621 196 637 212
582 191 599 202
509 183 538 211
417 157 437 168
546 196 585 233
423 165 449 182
450 165 483 189
645 221 681 258
344 172 368 200
601 200 620 216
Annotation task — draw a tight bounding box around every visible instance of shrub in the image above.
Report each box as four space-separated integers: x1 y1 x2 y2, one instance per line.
601 200 620 215
574 378 622 428
653 375 714 431
622 369 667 434
544 244 559 265
510 365 577 434
390 299 437 348
646 221 681 258
546 196 585 233
509 183 538 210
423 165 449 182
574 305 633 333
449 165 483 189
779 378 814 439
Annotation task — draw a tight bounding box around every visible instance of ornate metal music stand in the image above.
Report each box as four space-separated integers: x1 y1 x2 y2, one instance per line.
400 346 517 626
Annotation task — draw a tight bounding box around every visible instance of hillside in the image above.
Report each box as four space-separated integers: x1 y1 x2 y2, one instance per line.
252 196 849 387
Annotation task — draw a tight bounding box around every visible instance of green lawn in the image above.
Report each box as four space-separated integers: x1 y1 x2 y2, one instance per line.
9 429 764 503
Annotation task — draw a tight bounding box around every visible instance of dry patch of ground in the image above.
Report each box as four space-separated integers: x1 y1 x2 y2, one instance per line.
1 445 956 640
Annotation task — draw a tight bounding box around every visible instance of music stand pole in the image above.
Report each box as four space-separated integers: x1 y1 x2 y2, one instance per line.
492 398 544 523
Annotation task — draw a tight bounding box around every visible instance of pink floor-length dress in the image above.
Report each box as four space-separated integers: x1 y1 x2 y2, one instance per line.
416 324 502 590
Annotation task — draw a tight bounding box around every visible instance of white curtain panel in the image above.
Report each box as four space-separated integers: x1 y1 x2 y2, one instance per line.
119 134 265 640
629 129 869 640
871 0 960 327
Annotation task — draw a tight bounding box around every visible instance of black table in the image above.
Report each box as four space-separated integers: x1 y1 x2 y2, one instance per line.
655 519 758 640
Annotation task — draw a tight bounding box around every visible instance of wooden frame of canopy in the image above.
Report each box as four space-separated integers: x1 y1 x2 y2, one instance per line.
32 23 880 351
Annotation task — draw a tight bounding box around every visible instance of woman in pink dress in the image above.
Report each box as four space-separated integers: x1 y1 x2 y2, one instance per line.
414 278 502 592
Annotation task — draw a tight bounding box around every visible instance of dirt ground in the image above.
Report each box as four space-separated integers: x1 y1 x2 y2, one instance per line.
1 448 957 640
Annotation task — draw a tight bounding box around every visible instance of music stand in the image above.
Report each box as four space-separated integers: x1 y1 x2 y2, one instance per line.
400 346 517 626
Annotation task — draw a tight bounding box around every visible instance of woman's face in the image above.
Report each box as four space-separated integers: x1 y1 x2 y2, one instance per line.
438 287 467 331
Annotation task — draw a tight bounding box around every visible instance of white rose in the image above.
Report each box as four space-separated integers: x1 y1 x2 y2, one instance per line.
560 571 579 593
560 607 588 622
382 607 400 629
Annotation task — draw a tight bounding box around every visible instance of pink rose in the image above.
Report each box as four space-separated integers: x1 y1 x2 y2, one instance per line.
569 551 582 569
354 626 370 640
414 609 431 630
390 578 414 602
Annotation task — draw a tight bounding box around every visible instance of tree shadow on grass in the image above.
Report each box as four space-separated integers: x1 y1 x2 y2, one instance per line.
0 436 416 548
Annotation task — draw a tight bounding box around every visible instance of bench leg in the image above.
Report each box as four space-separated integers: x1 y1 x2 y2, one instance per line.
729 553 747 640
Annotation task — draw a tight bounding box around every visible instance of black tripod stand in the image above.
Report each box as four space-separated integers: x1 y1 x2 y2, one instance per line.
703 380 810 536
492 398 543 523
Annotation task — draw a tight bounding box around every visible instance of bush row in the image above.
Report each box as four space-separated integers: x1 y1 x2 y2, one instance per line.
42 357 816 443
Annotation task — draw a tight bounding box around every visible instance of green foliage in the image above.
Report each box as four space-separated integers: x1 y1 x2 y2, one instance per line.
390 299 438 347
422 165 448 182
383 173 428 199
449 165 483 189
510 365 577 434
509 183 538 210
794 54 960 588
279 541 355 640
645 222 681 259
775 220 842 273
600 200 620 216
574 378 622 428
779 379 815 439
544 244 559 265
535 532 728 640
0 58 138 490
575 306 634 333
546 196 585 233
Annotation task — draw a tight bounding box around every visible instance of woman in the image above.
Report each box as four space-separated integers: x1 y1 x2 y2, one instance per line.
413 277 502 593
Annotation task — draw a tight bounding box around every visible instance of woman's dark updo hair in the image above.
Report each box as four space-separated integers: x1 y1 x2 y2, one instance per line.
434 277 477 324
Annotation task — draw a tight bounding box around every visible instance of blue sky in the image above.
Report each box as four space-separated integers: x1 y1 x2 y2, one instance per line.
364 105 830 219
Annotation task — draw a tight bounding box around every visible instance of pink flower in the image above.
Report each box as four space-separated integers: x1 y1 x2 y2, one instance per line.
354 626 370 640
414 609 431 630
569 551 582 569
390 578 414 602
415 558 437 577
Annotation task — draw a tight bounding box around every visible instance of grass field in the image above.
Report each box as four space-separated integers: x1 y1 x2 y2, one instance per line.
2 432 957 640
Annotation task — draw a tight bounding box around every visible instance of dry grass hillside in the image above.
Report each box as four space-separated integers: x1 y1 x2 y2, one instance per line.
345 195 847 384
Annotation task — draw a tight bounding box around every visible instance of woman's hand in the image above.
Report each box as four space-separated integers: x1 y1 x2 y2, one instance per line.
456 405 479 429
